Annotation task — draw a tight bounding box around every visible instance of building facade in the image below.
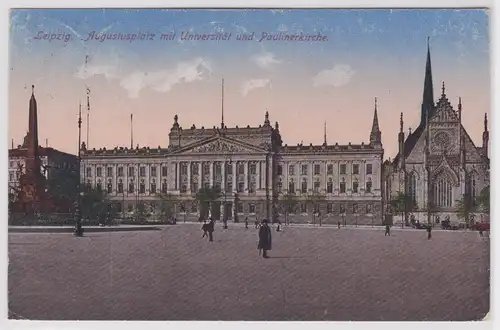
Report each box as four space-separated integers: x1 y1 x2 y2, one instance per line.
81 109 384 225
383 45 490 224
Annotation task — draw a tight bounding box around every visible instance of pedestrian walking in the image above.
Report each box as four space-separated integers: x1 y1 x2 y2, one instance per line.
479 227 484 237
427 225 432 240
245 217 249 229
338 219 341 229
258 219 272 259
276 221 282 232
385 224 391 236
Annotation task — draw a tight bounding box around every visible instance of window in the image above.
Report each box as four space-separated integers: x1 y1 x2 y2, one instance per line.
86 167 92 177
301 179 308 194
204 182 210 189
225 163 232 175
277 179 282 193
340 178 346 193
300 203 307 213
9 161 13 168
237 202 243 213
340 164 346 175
225 182 232 193
250 164 257 175
238 164 245 175
191 203 198 213
248 182 256 193
107 167 113 177
128 167 134 177
367 203 373 214
96 180 102 192
288 181 295 194
277 165 283 175
118 167 124 177
352 164 359 175
301 165 308 176
162 179 167 193
327 164 333 175
9 172 14 181
192 163 199 175
353 203 358 214
289 165 295 175
192 182 199 193
140 181 145 194
471 175 477 206
128 204 133 213
353 181 359 193
204 163 210 175
151 166 157 177
366 164 373 175
433 174 453 207
107 181 112 194
238 182 244 193
128 182 134 193
327 203 333 214
366 180 372 193
180 184 187 193
340 204 346 214
162 166 168 177
249 203 256 213
327 179 333 193
97 167 103 177
313 180 320 192
118 180 123 193
151 182 156 194
140 167 146 177
313 164 321 175
313 204 320 214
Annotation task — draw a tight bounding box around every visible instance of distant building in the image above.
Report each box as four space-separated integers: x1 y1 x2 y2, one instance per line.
80 109 384 225
383 44 490 224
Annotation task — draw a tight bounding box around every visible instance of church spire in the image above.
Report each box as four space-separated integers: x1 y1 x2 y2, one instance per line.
323 121 327 145
483 113 489 158
421 37 435 127
369 97 382 147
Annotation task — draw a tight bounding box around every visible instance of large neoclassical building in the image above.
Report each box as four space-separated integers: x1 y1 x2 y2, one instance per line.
81 108 384 225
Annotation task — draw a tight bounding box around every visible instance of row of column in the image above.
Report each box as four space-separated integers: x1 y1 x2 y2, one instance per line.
174 160 264 194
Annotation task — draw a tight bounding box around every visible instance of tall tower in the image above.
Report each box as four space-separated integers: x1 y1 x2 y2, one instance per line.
26 85 41 175
420 38 435 127
369 97 382 148
398 113 405 169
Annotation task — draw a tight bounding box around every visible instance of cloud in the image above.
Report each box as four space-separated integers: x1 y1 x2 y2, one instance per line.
251 51 282 70
313 64 355 88
241 78 271 96
120 57 212 98
75 64 119 81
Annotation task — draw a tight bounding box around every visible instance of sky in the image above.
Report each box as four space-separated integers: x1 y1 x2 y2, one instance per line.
8 8 490 159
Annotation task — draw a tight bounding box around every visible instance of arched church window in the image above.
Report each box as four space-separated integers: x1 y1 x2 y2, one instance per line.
471 174 477 207
408 172 417 205
433 173 453 208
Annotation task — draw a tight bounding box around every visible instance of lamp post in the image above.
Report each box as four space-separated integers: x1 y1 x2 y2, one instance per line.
222 156 232 229
73 103 83 237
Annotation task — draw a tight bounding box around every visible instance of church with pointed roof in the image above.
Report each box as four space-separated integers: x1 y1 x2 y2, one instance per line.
382 42 490 225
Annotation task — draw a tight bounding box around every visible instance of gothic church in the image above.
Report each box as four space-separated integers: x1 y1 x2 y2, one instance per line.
383 43 490 224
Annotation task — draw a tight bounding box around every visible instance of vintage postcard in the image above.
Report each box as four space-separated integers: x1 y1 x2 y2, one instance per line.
8 7 490 322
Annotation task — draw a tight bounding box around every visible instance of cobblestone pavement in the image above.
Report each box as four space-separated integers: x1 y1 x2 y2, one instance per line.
8 225 490 321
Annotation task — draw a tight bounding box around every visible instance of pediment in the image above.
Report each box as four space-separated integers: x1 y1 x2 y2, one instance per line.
431 102 459 122
172 136 267 155
432 156 459 186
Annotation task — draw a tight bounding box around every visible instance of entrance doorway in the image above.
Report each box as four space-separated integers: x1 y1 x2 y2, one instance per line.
223 202 232 221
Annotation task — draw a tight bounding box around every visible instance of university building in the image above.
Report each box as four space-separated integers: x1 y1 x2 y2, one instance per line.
81 108 384 225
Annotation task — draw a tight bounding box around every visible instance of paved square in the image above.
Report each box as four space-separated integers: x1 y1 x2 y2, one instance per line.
8 225 489 321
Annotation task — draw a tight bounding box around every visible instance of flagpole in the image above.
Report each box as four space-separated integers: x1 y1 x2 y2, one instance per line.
130 113 133 149
86 88 90 149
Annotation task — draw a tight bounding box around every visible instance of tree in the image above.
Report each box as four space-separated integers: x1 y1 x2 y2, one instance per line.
156 192 178 223
477 186 490 214
195 186 222 220
455 193 480 226
80 187 114 225
305 190 326 225
390 192 416 226
278 192 298 225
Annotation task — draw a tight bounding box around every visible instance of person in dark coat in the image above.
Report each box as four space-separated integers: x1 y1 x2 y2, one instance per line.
258 219 272 258
427 225 432 240
245 217 249 229
385 224 391 236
